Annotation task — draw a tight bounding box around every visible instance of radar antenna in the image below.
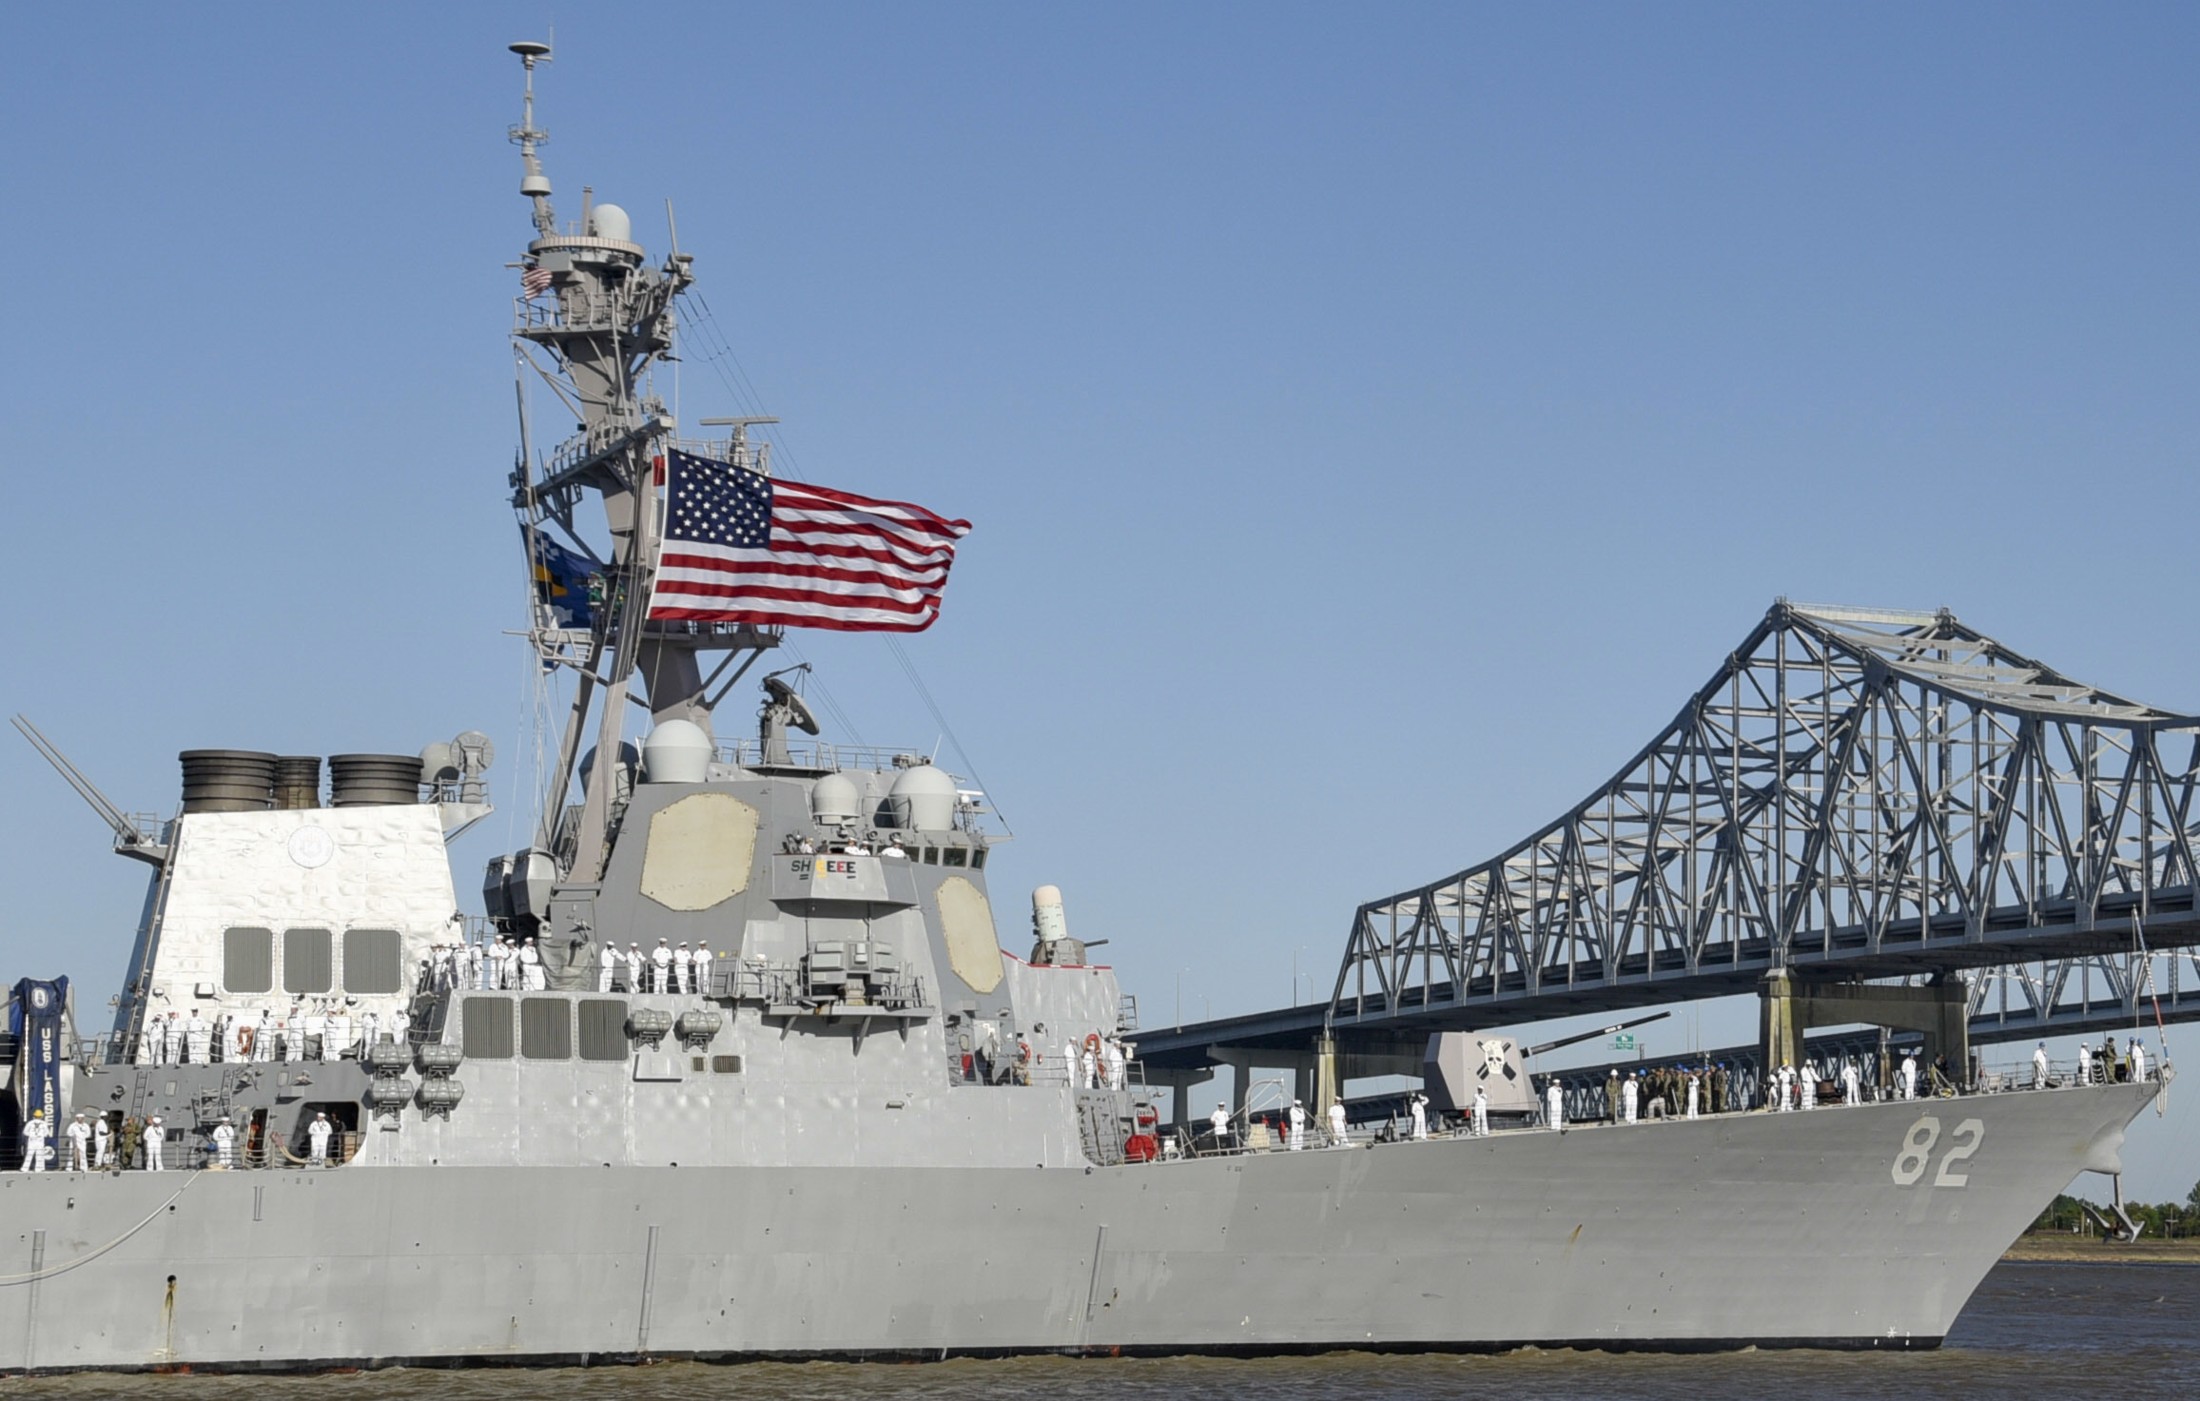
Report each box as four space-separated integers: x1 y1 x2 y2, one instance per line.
508 41 556 236
760 667 821 767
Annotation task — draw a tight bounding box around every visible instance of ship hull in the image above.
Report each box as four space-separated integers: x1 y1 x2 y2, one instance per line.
0 1082 2156 1373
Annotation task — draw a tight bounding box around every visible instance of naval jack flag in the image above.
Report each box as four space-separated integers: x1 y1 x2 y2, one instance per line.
646 450 971 633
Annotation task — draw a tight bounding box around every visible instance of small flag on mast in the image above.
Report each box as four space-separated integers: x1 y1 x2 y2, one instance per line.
647 450 970 633
520 265 554 297
524 526 602 629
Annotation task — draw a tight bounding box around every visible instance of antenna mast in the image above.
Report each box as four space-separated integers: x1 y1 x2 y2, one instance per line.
501 43 778 884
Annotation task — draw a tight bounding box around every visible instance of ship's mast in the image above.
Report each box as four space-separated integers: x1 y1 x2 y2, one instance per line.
504 42 777 885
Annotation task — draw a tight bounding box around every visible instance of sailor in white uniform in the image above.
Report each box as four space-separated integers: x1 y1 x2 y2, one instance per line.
307 1111 334 1167
1841 1058 1862 1105
326 1007 354 1059
1103 1037 1126 1090
626 943 644 993
93 1113 113 1169
519 939 545 991
1327 1098 1347 1146
599 942 618 993
65 1113 91 1171
1799 1066 1817 1111
692 945 713 995
251 1006 274 1062
1685 1072 1700 1120
1210 1101 1232 1147
389 1005 410 1048
2033 1041 2050 1089
1409 1091 1429 1140
144 1116 165 1172
20 1111 50 1172
673 942 693 994
1545 1081 1565 1131
210 1116 236 1169
1898 1051 1919 1100
2132 1040 2149 1082
650 939 673 994
1620 1074 1639 1124
1471 1086 1490 1137
1287 1099 1307 1150
184 1010 210 1065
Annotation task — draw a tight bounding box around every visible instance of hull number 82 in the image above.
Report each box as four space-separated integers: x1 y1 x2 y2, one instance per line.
1892 1115 1983 1187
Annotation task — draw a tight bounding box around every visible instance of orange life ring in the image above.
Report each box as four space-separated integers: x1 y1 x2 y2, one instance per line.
1084 1032 1102 1056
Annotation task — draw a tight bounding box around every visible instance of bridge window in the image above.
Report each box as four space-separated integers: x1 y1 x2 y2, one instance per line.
283 928 332 994
223 927 273 994
971 848 987 870
342 928 403 994
461 997 513 1059
577 998 627 1062
943 847 968 868
520 997 572 1060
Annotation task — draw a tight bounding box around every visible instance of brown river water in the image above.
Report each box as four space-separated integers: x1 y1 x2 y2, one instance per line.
7 1261 2194 1400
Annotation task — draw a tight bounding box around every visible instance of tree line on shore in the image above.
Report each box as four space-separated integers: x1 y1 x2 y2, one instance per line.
2028 1181 2200 1239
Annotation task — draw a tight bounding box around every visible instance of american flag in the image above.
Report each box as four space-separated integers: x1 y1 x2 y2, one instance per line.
647 450 971 632
521 265 554 296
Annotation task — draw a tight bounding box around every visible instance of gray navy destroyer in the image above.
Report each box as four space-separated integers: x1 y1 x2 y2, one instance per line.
0 44 2173 1374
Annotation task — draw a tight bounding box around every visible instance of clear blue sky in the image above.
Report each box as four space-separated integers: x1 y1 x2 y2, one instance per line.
3 4 2195 1197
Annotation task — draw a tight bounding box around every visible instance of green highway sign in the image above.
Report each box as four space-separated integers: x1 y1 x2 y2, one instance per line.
1611 1034 1637 1050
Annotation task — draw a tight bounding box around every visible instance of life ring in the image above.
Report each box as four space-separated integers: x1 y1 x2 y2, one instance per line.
1084 1032 1102 1057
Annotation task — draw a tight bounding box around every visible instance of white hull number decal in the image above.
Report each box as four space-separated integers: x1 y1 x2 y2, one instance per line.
1892 1116 1984 1187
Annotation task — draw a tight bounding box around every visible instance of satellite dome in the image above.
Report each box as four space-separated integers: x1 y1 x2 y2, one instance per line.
886 764 957 831
589 202 632 244
811 772 860 827
641 719 712 784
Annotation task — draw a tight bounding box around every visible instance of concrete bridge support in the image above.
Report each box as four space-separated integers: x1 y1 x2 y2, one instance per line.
1761 969 1970 1079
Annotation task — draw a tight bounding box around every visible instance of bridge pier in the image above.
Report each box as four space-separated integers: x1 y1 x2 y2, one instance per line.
1761 969 1970 1082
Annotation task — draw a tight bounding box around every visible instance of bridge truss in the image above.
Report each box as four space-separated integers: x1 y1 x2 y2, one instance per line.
1331 602 2200 1038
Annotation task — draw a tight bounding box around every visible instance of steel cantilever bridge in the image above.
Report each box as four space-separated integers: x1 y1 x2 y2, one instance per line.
1140 602 2200 1074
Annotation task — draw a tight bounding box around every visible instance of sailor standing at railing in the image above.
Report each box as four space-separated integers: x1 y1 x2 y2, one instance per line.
625 942 644 992
279 1004 300 1062
598 942 618 992
1841 1059 1861 1105
1104 1037 1126 1090
520 939 546 991
650 938 673 993
184 1009 210 1064
1621 1074 1639 1124
144 1117 164 1171
1545 1080 1564 1131
307 1111 333 1168
1800 1066 1817 1110
673 942 692 994
1898 1050 1919 1099
1685 1072 1700 1119
210 1116 236 1169
2075 1041 2091 1085
1211 1101 1233 1146
2032 1042 2049 1088
693 944 714 996
93 1113 112 1169
2131 1039 2149 1082
360 1010 380 1055
1287 1099 1307 1150
467 938 487 989
64 1113 90 1171
1327 1097 1347 1146
1472 1086 1491 1136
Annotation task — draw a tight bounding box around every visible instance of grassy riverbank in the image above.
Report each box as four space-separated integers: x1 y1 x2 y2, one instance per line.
2003 1234 2200 1263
